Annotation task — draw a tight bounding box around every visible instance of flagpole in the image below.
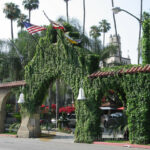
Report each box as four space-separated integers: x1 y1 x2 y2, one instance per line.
30 34 45 51
9 39 24 65
43 10 52 24
42 10 64 40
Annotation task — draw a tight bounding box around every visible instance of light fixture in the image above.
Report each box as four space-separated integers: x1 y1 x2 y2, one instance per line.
112 7 122 14
18 93 25 104
77 87 86 101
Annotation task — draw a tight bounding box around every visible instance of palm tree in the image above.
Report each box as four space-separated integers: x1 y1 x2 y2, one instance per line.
63 0 70 23
90 25 101 40
89 25 101 53
83 0 86 35
99 19 111 49
3 2 21 40
17 13 28 30
22 0 39 23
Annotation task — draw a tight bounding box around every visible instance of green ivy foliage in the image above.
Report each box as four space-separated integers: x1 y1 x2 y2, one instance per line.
142 12 150 64
23 25 100 143
23 24 150 144
123 73 150 144
94 69 150 144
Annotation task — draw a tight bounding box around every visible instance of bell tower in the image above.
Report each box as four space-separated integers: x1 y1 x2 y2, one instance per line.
109 34 121 57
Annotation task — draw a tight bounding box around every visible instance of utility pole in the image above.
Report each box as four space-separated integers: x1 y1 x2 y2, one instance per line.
138 0 143 64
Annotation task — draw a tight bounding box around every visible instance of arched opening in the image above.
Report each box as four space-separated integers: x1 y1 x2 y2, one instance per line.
5 93 21 134
0 89 11 133
39 79 75 132
100 89 127 139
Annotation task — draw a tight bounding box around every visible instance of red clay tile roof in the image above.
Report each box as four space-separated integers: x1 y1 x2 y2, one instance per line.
89 64 150 78
0 80 26 88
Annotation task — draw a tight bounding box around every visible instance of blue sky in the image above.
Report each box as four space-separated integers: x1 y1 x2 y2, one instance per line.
0 0 150 64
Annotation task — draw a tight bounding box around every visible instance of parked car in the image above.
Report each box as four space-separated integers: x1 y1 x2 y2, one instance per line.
103 112 124 128
67 114 76 128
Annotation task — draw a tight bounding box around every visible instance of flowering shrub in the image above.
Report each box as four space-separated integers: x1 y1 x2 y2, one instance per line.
59 106 75 114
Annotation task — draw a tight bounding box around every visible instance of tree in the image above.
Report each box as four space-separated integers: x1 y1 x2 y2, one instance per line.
90 25 101 40
3 2 21 40
142 12 150 64
63 0 70 23
89 25 101 53
17 13 29 30
99 19 111 49
22 0 39 23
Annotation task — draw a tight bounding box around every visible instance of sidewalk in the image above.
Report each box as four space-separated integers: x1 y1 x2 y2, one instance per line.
1 132 150 149
93 141 150 149
41 130 74 143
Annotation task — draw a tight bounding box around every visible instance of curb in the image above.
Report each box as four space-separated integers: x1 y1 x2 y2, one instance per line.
0 134 17 138
93 142 150 149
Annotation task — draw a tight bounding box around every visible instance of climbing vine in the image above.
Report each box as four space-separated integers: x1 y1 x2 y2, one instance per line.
23 25 100 143
142 12 150 64
22 24 150 144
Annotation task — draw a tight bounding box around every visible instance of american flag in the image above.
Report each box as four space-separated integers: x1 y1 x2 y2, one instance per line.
23 22 46 34
51 21 65 30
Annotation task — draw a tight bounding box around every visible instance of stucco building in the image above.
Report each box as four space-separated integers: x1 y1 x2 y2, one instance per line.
100 35 131 67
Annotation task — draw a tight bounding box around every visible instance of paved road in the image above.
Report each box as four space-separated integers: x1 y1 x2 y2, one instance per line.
0 132 146 150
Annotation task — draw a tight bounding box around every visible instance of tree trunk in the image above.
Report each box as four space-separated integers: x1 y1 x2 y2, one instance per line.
103 32 105 49
56 79 59 128
111 0 121 63
29 10 31 23
138 0 143 64
66 1 69 23
11 19 14 40
48 83 53 112
83 0 86 35
95 38 97 53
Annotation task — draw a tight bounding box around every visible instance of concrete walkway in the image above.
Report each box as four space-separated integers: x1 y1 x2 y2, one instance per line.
40 130 74 143
94 141 150 149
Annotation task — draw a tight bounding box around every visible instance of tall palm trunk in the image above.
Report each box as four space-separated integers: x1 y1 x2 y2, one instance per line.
103 31 105 49
111 0 121 62
11 19 14 40
94 38 97 52
138 0 143 64
83 0 85 35
29 9 31 23
66 1 69 23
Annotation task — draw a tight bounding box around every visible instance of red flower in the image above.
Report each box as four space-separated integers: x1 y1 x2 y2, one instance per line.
51 104 56 109
41 104 45 108
59 106 75 114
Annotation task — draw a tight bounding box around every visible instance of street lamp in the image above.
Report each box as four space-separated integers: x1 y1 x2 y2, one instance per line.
112 7 143 64
112 7 142 23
